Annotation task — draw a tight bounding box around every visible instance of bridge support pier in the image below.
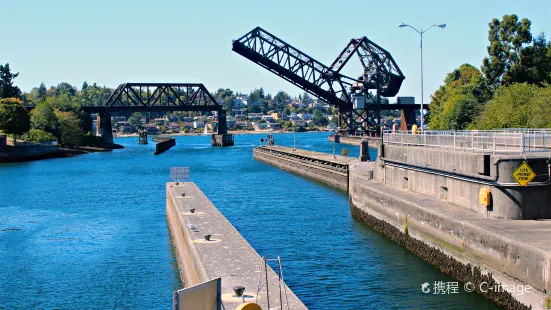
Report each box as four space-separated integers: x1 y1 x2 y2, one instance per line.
138 129 148 144
211 110 234 146
211 134 234 147
96 110 114 144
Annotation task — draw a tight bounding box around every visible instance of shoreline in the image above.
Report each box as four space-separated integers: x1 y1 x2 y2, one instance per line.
115 130 332 138
0 144 124 164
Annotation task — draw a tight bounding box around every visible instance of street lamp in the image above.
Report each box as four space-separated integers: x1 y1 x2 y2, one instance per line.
398 23 446 132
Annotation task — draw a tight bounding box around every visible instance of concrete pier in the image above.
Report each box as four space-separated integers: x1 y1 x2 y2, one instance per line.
166 182 307 309
253 146 357 191
153 137 175 155
211 134 234 146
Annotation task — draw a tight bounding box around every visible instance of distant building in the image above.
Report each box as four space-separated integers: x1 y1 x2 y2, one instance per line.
291 119 306 127
267 122 281 130
254 122 268 130
193 120 205 128
154 117 168 125
168 123 181 132
115 121 135 133
298 113 312 120
236 121 252 128
262 115 274 121
248 113 263 121
232 98 246 109
111 116 126 122
142 124 159 134
181 122 194 130
226 117 236 128
232 108 246 117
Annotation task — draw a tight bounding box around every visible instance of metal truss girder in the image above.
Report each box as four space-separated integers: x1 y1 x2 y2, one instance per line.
104 83 222 112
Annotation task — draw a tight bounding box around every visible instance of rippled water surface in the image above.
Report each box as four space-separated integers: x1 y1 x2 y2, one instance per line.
0 132 500 309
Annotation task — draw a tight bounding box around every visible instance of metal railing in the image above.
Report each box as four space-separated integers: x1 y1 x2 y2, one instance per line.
383 129 551 154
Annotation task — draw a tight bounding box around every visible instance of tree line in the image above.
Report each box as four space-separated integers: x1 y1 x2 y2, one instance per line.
429 14 551 130
0 67 336 146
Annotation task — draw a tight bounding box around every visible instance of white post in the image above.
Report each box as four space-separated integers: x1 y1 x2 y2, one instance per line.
520 132 525 154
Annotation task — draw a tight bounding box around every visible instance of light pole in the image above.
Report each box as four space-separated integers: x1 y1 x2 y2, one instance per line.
399 23 446 132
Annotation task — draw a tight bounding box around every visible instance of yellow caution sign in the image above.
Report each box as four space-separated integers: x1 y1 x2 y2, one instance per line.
512 162 536 186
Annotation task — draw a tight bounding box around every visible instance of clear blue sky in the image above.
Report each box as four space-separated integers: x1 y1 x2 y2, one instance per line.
2 0 550 105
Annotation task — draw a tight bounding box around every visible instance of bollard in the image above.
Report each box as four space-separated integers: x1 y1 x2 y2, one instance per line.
359 139 370 162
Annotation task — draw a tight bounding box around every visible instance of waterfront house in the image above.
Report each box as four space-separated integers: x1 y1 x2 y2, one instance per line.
168 123 181 132
254 122 268 130
248 113 263 121
142 124 159 134
181 122 194 130
154 117 168 125
291 119 306 127
267 122 282 130
115 121 135 133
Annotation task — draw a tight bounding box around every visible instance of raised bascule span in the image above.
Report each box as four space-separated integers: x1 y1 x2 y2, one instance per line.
232 27 427 135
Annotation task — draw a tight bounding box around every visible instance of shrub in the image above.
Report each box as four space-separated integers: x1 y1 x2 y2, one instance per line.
22 129 57 142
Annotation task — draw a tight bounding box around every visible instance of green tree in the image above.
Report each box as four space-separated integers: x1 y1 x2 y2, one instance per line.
22 129 57 142
429 64 489 129
311 110 329 127
509 33 551 86
56 111 84 147
248 105 261 113
38 83 47 101
0 64 21 99
274 91 290 104
45 93 78 112
441 93 479 130
476 83 551 129
128 112 143 129
57 82 76 97
481 14 535 89
0 98 30 142
30 102 60 137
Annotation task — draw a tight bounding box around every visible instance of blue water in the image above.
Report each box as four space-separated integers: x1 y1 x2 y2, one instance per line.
0 132 500 309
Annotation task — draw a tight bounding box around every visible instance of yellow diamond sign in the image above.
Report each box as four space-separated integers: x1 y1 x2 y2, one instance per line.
512 162 536 186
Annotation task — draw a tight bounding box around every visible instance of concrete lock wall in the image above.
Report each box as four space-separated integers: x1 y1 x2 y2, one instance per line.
166 182 307 310
349 167 551 308
253 147 349 191
377 144 551 220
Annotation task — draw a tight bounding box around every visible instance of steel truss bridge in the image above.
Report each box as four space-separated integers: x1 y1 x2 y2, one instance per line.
80 83 228 136
232 27 426 135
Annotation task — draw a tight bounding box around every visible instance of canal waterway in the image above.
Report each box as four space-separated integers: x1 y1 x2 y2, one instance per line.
0 132 501 309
